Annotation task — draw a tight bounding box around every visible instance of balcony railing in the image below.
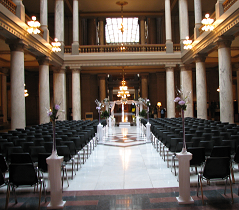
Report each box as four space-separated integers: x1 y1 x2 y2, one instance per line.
223 0 238 12
65 44 181 54
0 0 16 14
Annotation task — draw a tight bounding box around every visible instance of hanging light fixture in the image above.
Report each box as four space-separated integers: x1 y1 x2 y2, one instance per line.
51 38 61 52
24 84 29 97
117 68 130 100
27 16 41 34
201 14 214 31
183 36 192 50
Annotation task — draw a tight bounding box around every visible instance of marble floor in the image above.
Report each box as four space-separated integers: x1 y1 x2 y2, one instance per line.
1 125 239 209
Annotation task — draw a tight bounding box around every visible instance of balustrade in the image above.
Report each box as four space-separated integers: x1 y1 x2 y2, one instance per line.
0 0 16 14
223 0 238 12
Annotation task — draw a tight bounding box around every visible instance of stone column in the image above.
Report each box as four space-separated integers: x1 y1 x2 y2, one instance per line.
147 18 156 44
139 16 145 45
135 87 139 101
38 56 50 124
215 0 224 20
6 39 26 129
109 87 113 101
217 36 234 123
235 64 239 113
99 74 106 102
1 68 8 123
72 0 79 55
166 66 175 118
53 67 67 120
72 68 81 120
165 0 173 53
99 18 105 45
87 19 96 45
12 0 25 22
55 0 64 53
179 0 189 49
141 74 148 99
180 65 193 118
40 0 49 42
195 54 207 119
194 0 202 40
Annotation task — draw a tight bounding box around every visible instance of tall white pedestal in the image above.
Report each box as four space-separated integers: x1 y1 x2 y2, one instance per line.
46 151 66 209
146 122 151 143
136 116 140 127
176 152 194 204
97 123 103 143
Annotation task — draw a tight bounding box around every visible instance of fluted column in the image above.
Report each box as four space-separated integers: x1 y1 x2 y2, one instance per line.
1 68 8 123
165 0 173 53
72 68 81 120
139 16 145 44
99 18 105 45
72 0 79 55
40 0 49 42
179 0 189 49
53 67 67 120
38 57 50 124
12 0 25 22
6 39 26 129
166 66 175 118
141 74 148 99
99 74 106 102
217 36 234 123
180 65 193 118
215 0 224 20
195 54 207 119
194 0 202 40
55 0 64 53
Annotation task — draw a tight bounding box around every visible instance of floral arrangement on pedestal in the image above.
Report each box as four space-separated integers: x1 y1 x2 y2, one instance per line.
174 88 191 153
47 104 61 153
145 98 151 123
95 99 104 123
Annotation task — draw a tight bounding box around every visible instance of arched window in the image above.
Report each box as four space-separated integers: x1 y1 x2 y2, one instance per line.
105 18 139 44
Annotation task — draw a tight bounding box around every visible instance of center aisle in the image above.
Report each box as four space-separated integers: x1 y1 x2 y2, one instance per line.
65 126 178 191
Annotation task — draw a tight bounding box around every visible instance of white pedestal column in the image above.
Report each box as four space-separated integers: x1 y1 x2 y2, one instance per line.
146 122 151 143
40 0 49 42
165 0 173 53
180 65 193 118
53 68 67 120
38 57 50 124
97 123 103 143
7 39 26 130
166 66 175 118
194 0 202 40
195 54 207 119
217 36 234 123
72 69 81 120
55 0 64 53
72 0 79 55
46 152 66 209
176 152 194 204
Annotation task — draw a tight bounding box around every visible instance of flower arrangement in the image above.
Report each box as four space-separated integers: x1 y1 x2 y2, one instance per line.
146 99 151 107
174 88 190 111
47 104 60 122
95 99 104 122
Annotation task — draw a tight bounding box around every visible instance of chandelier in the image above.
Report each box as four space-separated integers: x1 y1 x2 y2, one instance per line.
183 36 192 50
116 1 128 34
27 16 41 34
201 14 214 31
51 38 61 52
117 68 130 99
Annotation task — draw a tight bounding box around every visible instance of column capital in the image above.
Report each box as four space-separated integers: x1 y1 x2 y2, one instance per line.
52 66 66 74
98 73 107 80
165 64 176 69
72 68 81 73
6 39 27 52
140 73 149 79
37 56 50 65
194 53 207 63
180 64 193 70
216 36 234 49
139 16 146 21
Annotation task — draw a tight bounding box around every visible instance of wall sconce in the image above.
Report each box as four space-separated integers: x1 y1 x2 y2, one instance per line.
27 16 41 34
217 87 220 92
201 14 214 31
51 38 61 52
183 36 192 50
157 102 162 108
24 84 29 97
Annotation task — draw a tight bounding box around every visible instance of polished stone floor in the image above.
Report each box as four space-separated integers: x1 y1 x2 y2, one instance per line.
1 125 239 209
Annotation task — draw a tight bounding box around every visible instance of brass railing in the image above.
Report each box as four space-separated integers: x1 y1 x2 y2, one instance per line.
65 44 181 54
223 0 238 12
0 0 16 14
